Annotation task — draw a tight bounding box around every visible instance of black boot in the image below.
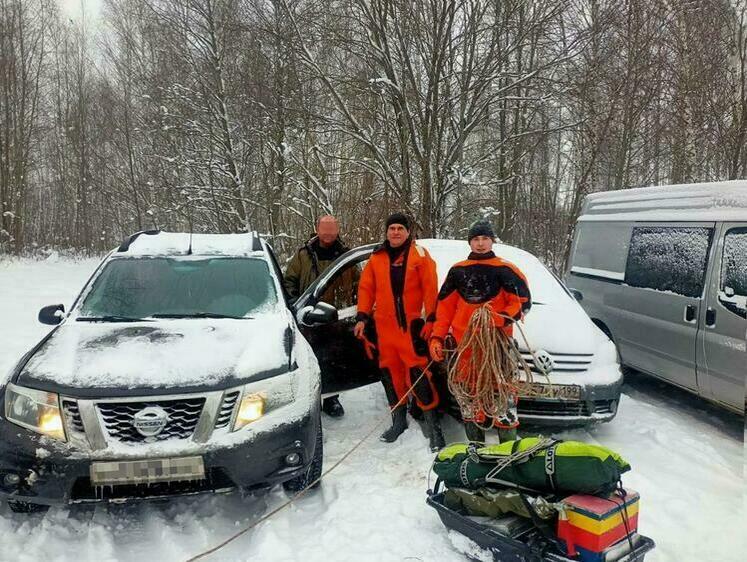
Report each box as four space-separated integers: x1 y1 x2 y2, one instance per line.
424 410 445 452
465 422 485 443
322 395 345 417
380 406 408 442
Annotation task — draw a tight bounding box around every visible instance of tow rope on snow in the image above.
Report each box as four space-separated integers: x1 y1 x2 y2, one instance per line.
185 367 431 562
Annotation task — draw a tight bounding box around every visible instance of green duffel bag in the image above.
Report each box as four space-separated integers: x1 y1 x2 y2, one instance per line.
433 437 630 495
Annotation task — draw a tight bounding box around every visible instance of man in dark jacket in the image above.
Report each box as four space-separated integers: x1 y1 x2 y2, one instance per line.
285 215 350 417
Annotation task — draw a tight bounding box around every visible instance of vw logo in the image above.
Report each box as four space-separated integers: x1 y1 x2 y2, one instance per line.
534 350 555 375
132 406 170 437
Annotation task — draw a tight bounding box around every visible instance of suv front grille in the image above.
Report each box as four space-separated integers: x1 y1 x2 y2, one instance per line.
97 398 205 443
62 400 85 434
214 391 240 429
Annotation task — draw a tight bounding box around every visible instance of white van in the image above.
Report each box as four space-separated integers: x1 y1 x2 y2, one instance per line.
564 181 746 414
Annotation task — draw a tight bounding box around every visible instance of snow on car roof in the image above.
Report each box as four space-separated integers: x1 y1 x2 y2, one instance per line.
579 180 747 222
121 232 263 257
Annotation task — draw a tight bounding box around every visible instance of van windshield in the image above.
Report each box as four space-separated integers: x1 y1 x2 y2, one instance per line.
79 257 277 320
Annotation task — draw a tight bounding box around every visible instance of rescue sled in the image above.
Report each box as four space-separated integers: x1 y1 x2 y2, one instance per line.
427 480 656 562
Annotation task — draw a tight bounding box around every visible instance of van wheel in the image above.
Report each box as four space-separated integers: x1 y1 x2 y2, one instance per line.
282 418 323 494
7 500 49 514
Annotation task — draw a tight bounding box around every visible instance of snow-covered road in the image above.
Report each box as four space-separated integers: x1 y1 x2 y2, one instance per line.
0 257 743 562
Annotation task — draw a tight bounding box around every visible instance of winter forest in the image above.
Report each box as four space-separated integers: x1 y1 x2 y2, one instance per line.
1 0 746 269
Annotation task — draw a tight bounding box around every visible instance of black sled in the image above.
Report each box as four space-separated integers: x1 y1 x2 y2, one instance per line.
426 481 655 562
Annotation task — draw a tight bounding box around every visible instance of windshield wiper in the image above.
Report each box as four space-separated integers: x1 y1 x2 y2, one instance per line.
77 315 152 323
151 312 252 320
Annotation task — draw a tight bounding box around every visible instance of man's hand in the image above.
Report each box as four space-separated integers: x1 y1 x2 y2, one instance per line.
354 320 366 339
429 338 444 362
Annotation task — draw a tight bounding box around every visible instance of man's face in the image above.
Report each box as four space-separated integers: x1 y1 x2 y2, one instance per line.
387 224 409 248
317 219 339 247
469 235 494 254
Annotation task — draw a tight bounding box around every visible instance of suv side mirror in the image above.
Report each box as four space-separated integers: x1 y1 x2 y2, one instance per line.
39 304 65 325
301 302 338 326
569 288 583 302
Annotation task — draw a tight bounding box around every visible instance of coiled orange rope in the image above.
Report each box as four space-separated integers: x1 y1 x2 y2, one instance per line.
447 305 542 429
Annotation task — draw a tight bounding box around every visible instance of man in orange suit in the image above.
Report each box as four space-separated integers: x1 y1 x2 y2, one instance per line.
353 213 445 451
429 219 531 443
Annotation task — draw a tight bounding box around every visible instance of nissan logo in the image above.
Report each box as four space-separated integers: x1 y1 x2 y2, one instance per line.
132 406 170 437
534 350 555 375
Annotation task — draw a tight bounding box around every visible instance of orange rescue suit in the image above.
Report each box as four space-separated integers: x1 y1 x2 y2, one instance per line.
432 251 531 426
357 240 439 408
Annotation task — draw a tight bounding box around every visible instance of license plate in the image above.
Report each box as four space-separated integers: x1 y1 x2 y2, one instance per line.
90 456 205 486
519 383 582 401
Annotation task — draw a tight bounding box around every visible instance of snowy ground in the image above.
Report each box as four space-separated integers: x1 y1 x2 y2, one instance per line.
0 257 743 562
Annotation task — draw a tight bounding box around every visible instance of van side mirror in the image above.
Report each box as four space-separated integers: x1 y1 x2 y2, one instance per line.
569 288 583 302
39 304 65 325
300 302 338 326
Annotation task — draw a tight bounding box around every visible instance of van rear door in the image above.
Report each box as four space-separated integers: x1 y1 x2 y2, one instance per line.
698 223 746 413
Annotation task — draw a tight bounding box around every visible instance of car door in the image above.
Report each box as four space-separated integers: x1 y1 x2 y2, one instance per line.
292 245 381 395
698 223 746 412
608 223 715 391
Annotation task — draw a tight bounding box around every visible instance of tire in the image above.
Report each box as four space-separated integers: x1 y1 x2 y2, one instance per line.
282 417 323 494
7 500 49 514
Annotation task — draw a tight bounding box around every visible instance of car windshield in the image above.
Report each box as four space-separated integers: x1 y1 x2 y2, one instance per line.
79 257 277 320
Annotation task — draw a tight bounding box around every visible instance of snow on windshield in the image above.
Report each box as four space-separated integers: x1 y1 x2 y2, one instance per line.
79 257 278 319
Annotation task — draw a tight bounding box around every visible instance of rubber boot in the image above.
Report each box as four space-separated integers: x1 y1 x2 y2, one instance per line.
424 409 445 452
322 395 345 417
465 422 485 443
379 369 407 443
380 406 408 442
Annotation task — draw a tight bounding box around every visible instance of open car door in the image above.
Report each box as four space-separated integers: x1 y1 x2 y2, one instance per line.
292 244 381 395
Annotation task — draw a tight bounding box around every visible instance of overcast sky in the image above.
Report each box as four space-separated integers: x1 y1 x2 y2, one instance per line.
58 0 102 20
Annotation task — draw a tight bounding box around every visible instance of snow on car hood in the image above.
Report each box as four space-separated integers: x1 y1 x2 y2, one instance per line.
517 300 604 355
17 314 292 397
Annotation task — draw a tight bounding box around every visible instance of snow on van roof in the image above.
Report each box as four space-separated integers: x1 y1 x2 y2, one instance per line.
579 180 747 222
120 231 263 257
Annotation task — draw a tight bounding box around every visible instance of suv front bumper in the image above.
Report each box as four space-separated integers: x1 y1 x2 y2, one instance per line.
0 404 320 506
0 366 322 506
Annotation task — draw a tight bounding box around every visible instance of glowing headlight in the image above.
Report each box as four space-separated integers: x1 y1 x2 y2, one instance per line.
4 383 66 441
231 371 296 432
233 393 265 430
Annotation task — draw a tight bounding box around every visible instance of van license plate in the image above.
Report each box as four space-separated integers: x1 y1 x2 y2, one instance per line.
519 383 581 401
90 456 205 486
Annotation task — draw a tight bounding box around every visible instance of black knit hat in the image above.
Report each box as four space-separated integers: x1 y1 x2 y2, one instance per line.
468 219 496 242
385 212 411 231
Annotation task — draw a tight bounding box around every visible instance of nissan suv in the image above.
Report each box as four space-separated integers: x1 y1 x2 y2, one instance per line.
0 231 379 513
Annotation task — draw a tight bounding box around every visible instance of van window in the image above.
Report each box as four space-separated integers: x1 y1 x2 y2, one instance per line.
624 227 713 298
719 227 747 318
570 221 631 279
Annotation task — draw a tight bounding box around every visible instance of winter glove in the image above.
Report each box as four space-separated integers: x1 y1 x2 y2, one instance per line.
429 338 444 362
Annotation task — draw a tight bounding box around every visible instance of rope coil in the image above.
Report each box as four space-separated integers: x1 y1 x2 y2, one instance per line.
446 304 554 429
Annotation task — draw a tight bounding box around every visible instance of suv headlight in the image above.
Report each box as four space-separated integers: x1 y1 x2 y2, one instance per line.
232 371 295 432
4 383 66 441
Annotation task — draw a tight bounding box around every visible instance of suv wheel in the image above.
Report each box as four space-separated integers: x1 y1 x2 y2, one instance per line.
7 500 49 514
282 418 323 494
